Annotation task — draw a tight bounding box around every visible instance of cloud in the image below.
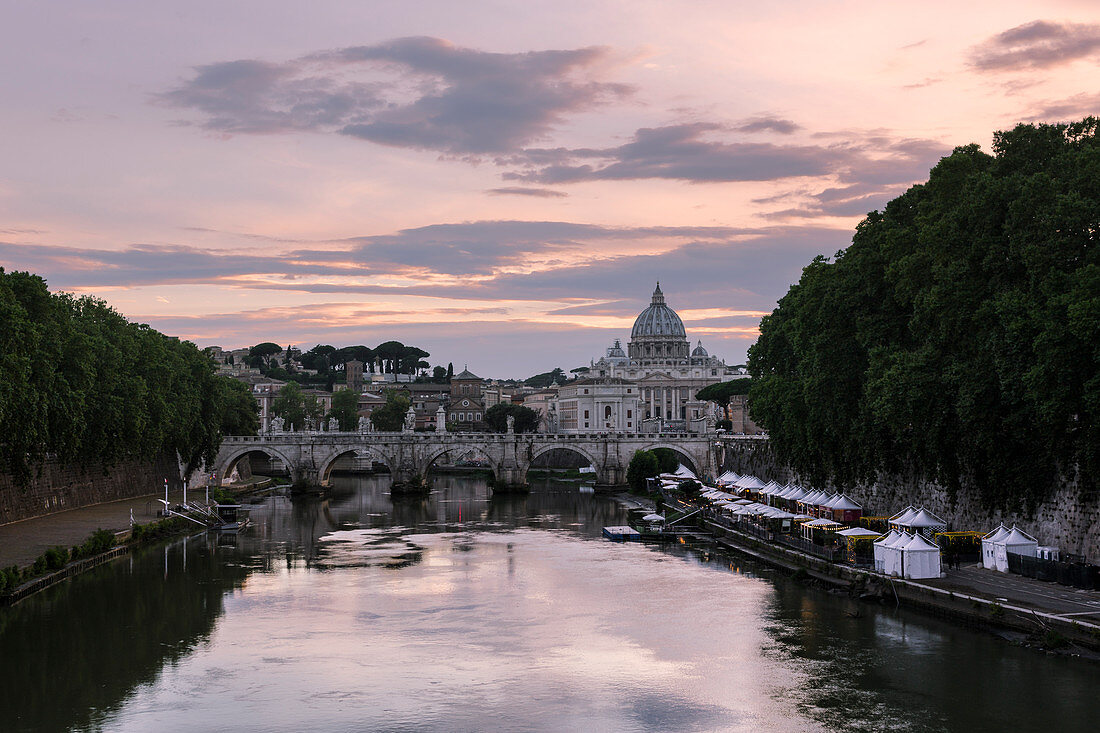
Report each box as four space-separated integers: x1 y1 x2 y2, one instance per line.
733 116 801 135
970 20 1100 72
485 187 568 198
1024 91 1100 121
0 221 847 313
158 37 631 154
503 123 856 184
502 124 948 204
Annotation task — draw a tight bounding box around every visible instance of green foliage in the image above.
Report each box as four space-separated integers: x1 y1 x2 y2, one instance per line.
328 388 360 431
484 403 540 433
217 378 259 436
69 529 115 561
677 480 702 497
626 450 659 491
524 367 567 388
273 382 305 431
370 389 411 431
695 379 752 406
651 448 680 474
432 365 448 382
747 118 1100 508
0 270 242 482
44 547 68 571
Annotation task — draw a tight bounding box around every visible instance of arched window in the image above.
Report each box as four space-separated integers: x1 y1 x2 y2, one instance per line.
604 406 612 419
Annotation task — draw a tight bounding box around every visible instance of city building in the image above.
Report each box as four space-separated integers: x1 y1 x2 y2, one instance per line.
553 377 640 432
448 367 486 430
554 283 743 433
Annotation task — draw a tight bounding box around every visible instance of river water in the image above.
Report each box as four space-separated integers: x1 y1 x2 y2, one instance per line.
0 475 1095 732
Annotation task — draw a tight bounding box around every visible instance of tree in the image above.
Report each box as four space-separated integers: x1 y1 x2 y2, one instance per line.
651 448 680 474
273 382 306 431
484 403 540 433
695 379 752 407
447 363 454 382
217 378 259 436
626 450 659 492
299 344 336 373
747 117 1100 508
432 366 448 382
524 367 567 388
375 341 405 374
328 389 359 431
248 342 282 368
370 389 411 431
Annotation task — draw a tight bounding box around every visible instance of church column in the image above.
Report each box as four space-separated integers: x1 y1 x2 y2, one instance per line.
673 388 680 423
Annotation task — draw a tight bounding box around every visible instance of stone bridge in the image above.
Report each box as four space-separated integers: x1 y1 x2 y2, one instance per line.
212 431 723 494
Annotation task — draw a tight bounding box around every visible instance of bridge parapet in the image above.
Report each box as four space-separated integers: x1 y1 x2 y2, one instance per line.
214 431 722 495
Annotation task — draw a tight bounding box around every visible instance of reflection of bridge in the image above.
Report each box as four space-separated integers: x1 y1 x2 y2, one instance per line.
213 431 722 494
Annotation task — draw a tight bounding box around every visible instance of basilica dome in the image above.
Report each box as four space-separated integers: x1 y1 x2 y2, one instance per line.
631 283 686 339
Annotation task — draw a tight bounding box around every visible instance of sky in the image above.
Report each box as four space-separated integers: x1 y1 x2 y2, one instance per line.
3 1 1100 378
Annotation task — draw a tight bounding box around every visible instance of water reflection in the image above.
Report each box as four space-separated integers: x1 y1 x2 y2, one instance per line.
0 474 1095 733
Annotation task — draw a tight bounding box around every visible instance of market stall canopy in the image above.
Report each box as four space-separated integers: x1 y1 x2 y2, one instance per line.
890 506 918 523
983 524 1010 542
828 495 862 511
802 518 842 528
674 465 697 479
837 527 882 538
642 513 665 523
717 471 741 483
906 508 947 529
736 475 765 490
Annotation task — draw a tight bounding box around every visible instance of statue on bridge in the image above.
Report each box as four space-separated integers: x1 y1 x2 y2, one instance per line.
506 415 515 434
328 417 339 432
270 416 285 433
358 415 371 433
403 406 416 433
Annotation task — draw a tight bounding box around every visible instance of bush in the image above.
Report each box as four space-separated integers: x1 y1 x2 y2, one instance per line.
44 547 68 570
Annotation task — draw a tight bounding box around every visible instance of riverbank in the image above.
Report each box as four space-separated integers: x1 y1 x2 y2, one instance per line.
684 507 1100 656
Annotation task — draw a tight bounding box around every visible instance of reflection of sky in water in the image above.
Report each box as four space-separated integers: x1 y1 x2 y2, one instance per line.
64 476 1097 733
99 528 816 733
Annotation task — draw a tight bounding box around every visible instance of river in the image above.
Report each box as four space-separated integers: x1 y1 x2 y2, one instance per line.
0 475 1094 732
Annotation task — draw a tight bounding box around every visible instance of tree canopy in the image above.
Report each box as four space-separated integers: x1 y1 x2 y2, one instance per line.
695 379 751 406
626 450 659 492
370 389 410 431
524 368 567 388
328 388 360 431
484 403 540 433
747 119 1100 509
0 269 256 482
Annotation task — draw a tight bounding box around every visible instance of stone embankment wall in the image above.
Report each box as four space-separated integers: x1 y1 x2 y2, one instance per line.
722 440 1100 564
0 453 182 525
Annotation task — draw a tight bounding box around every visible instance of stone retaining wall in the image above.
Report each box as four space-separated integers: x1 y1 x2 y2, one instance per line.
722 440 1100 564
0 453 183 525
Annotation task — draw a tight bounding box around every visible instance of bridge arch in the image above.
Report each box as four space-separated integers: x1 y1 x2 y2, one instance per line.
526 443 601 472
419 443 503 483
639 443 704 477
317 446 396 485
216 445 297 483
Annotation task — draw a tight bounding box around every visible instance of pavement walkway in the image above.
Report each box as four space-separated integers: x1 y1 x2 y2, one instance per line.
0 489 209 569
923 563 1100 620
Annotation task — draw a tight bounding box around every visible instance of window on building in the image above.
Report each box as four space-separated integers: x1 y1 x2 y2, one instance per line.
627 409 632 418
627 422 632 428
583 410 589 419
584 422 589 428
711 369 717 376
450 413 456 421
604 406 612 419
583 389 589 394
626 388 631 393
475 413 481 421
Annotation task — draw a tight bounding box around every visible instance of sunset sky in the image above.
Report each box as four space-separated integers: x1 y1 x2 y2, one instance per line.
3 1 1100 377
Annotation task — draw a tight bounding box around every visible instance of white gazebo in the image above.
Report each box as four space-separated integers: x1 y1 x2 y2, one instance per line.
988 525 1038 573
981 524 1010 569
873 529 902 574
900 532 943 579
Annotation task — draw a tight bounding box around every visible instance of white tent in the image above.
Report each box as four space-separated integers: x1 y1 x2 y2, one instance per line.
873 529 901 573
889 506 919 530
882 531 913 576
717 470 740 484
905 508 947 535
736 475 765 491
901 532 942 579
642 513 665 523
990 526 1039 573
674 464 697 479
836 527 881 538
981 524 1010 569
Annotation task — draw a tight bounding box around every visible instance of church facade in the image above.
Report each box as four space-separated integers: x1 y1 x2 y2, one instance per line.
550 283 743 433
